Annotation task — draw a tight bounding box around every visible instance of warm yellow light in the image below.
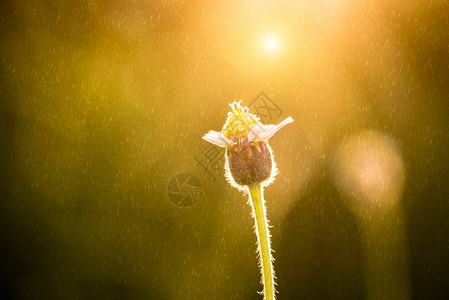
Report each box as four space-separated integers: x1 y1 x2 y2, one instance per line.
264 36 279 51
332 130 405 214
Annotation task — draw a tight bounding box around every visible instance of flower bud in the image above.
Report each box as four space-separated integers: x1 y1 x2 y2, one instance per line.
202 100 293 189
226 139 273 186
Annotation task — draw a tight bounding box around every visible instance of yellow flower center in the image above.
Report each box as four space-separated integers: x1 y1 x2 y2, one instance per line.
222 101 260 139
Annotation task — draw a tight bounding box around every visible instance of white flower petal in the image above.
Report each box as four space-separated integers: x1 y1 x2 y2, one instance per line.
248 124 264 142
202 130 235 147
277 116 294 129
257 124 277 141
219 135 237 147
258 117 294 141
202 131 227 147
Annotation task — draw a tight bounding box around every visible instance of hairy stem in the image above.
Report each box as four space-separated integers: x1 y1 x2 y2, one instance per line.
248 184 275 300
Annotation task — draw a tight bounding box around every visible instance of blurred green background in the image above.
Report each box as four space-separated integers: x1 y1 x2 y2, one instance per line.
1 0 449 299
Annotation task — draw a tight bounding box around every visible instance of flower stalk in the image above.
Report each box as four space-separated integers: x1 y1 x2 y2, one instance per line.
248 183 275 300
202 101 293 299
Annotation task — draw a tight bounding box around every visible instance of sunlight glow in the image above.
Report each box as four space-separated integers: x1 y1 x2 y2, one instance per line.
265 36 279 51
332 130 405 214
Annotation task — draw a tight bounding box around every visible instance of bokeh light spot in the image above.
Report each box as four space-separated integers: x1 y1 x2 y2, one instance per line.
332 130 405 215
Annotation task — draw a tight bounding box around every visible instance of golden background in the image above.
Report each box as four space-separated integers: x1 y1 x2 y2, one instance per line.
1 0 448 299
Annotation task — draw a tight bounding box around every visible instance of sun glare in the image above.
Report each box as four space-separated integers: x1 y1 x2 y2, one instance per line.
264 36 279 52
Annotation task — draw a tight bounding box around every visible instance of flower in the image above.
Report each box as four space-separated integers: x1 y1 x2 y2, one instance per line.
202 100 293 299
202 101 293 188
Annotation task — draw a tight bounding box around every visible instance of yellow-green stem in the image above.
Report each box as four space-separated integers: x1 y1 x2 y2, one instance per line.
248 184 275 300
